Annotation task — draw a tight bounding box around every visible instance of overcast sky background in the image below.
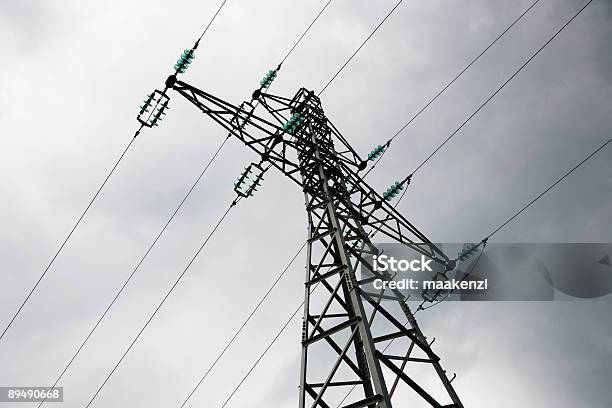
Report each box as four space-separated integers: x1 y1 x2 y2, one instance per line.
1 0 611 406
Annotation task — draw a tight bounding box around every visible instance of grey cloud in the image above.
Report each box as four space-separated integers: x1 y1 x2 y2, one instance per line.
0 0 611 407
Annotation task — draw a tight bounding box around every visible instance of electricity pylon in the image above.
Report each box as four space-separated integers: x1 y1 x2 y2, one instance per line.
146 73 464 407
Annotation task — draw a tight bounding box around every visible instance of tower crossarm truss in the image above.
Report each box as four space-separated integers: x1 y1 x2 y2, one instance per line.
170 77 463 407
171 79 449 264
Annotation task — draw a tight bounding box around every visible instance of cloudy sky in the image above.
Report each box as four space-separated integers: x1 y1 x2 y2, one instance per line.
1 0 611 407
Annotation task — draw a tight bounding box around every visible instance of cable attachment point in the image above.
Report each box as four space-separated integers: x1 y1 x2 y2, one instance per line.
174 48 196 74
234 162 267 198
283 113 305 135
137 90 169 128
260 69 278 90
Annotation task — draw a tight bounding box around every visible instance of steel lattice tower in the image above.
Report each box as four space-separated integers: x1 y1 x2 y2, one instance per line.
156 74 464 408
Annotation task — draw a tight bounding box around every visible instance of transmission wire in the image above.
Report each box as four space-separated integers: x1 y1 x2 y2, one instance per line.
83 198 239 408
280 0 334 66
364 0 542 177
211 241 369 408
2 0 233 348
392 0 593 204
35 135 231 407
412 130 612 312
486 133 612 240
219 298 307 408
197 0 230 42
178 241 307 408
0 128 141 343
318 0 405 96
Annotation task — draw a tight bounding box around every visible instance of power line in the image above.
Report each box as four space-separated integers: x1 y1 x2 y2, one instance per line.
219 289 313 408
411 0 592 176
211 246 366 408
391 0 593 204
392 1 542 145
364 0 542 177
251 0 333 97
279 0 334 66
318 0 405 96
36 135 230 407
179 242 306 408
412 129 612 313
1 0 235 347
0 128 141 343
486 133 612 240
84 198 239 408
185 230 392 407
197 0 231 43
